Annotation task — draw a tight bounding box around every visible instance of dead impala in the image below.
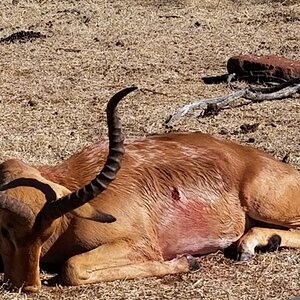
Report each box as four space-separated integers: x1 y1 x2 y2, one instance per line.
0 86 300 293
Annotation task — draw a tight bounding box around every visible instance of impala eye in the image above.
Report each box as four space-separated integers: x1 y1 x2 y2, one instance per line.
1 227 10 239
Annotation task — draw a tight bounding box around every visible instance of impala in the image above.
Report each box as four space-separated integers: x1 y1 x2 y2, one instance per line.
0 86 299 293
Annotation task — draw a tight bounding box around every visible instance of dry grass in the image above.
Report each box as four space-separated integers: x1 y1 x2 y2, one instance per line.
0 0 299 299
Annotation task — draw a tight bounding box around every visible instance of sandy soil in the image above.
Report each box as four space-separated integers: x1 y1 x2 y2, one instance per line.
0 0 299 299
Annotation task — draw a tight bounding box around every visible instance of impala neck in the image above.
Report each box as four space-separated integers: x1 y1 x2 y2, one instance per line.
40 214 71 258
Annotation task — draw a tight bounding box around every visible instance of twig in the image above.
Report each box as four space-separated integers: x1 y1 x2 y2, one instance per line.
170 89 245 122
245 83 300 102
249 77 300 94
166 80 300 125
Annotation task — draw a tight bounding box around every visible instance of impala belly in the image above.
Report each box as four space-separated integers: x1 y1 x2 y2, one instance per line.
156 188 245 260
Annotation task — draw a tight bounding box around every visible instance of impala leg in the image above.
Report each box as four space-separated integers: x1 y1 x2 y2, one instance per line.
64 257 198 285
237 227 300 261
61 239 199 285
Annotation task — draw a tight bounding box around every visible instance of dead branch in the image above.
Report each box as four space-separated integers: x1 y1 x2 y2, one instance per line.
245 83 300 102
249 77 300 94
166 79 300 125
169 89 245 123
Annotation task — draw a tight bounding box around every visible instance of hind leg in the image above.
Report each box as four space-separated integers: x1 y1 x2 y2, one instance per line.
237 207 300 260
237 227 300 261
239 168 300 260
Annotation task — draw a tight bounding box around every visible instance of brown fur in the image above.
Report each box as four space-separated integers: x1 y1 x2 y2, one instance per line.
0 132 300 292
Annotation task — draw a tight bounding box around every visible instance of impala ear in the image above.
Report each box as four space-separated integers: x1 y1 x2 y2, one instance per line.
71 203 116 223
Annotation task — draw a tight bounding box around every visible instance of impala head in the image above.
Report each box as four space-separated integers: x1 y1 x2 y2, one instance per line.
0 86 137 292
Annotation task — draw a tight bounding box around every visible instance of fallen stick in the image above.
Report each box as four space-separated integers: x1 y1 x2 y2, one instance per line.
166 78 300 125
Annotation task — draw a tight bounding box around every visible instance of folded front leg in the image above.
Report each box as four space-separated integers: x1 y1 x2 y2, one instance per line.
61 239 199 285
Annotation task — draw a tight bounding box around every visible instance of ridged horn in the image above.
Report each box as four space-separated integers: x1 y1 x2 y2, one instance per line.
0 192 35 225
36 86 137 223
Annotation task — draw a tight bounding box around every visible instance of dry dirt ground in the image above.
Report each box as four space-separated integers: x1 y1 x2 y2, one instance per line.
0 0 299 299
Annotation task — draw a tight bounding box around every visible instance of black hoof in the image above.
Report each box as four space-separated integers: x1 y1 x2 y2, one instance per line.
237 252 253 261
187 255 200 271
